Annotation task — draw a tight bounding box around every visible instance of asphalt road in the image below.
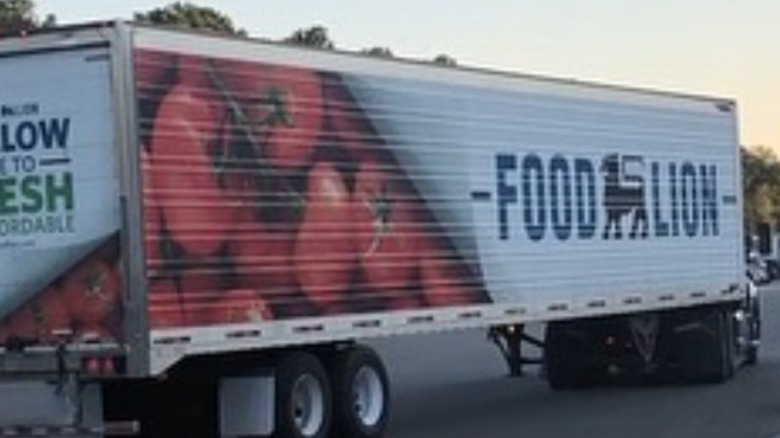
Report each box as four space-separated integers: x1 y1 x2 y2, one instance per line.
372 282 780 438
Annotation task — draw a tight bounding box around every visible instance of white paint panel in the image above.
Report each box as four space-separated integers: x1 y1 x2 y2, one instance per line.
0 47 120 316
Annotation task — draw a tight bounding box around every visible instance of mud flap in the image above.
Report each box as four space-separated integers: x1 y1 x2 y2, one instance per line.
0 377 104 434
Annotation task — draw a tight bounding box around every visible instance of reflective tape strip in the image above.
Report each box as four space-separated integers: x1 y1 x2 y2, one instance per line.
0 423 138 436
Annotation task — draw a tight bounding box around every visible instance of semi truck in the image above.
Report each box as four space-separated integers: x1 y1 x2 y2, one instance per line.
0 22 759 437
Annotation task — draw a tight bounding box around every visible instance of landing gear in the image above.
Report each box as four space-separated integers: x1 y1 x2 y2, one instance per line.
488 324 543 377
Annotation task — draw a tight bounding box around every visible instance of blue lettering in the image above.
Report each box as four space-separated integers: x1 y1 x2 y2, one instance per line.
1 124 14 152
491 153 719 243
15 121 37 151
39 118 70 149
496 154 518 240
701 165 719 236
681 163 698 237
652 162 670 237
575 158 596 239
522 154 545 241
669 163 679 236
550 155 572 240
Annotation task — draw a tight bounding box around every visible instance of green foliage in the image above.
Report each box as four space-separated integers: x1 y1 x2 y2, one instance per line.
433 54 457 66
362 46 394 58
284 25 334 49
134 2 245 35
742 145 780 231
0 0 55 37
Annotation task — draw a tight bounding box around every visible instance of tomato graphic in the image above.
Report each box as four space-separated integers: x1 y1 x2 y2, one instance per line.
264 66 323 170
149 271 243 328
135 50 178 147
323 78 388 165
34 285 73 338
0 307 39 343
419 234 486 307
141 148 165 270
294 162 356 312
143 203 166 271
135 50 176 95
148 279 186 329
352 161 423 309
174 261 255 326
149 81 239 257
62 257 121 337
230 208 298 305
214 289 273 324
218 62 324 170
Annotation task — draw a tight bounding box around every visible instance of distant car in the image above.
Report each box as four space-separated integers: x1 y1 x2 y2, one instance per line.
762 259 780 281
747 258 770 285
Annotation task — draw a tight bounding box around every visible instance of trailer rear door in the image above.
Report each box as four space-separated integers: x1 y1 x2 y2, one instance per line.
0 44 123 352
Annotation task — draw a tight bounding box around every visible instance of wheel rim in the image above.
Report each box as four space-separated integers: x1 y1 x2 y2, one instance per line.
352 365 385 428
291 374 325 436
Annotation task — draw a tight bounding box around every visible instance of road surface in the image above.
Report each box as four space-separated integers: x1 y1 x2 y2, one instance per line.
373 282 780 438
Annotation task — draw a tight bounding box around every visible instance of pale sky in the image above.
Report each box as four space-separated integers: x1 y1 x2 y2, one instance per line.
37 0 779 152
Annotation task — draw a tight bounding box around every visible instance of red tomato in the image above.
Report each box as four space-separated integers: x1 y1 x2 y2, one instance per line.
0 282 76 344
176 55 214 93
148 279 186 329
149 82 240 257
143 203 166 271
294 162 356 312
265 66 323 170
62 257 121 337
175 264 224 296
134 50 177 96
213 289 273 324
0 308 38 343
352 161 423 309
134 49 178 146
219 62 324 170
230 208 298 305
35 286 73 338
141 148 165 270
418 233 487 307
323 78 388 165
174 266 227 326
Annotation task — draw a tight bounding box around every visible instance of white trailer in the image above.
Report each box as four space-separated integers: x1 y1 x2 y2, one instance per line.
0 22 758 437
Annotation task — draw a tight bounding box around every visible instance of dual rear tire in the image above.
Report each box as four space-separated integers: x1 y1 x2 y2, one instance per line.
544 305 747 389
329 346 390 438
544 320 607 389
274 346 389 438
275 352 333 438
675 307 736 384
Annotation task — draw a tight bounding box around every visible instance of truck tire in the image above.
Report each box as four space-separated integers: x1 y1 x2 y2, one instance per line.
328 345 390 438
275 352 332 438
544 321 604 390
744 296 761 366
678 307 735 384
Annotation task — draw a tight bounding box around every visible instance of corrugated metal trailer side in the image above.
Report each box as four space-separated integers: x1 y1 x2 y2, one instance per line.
0 22 757 437
130 25 745 372
125 25 756 437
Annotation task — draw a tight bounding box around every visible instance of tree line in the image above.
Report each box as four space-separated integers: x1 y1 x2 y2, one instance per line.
2 0 777 235
0 1 456 64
